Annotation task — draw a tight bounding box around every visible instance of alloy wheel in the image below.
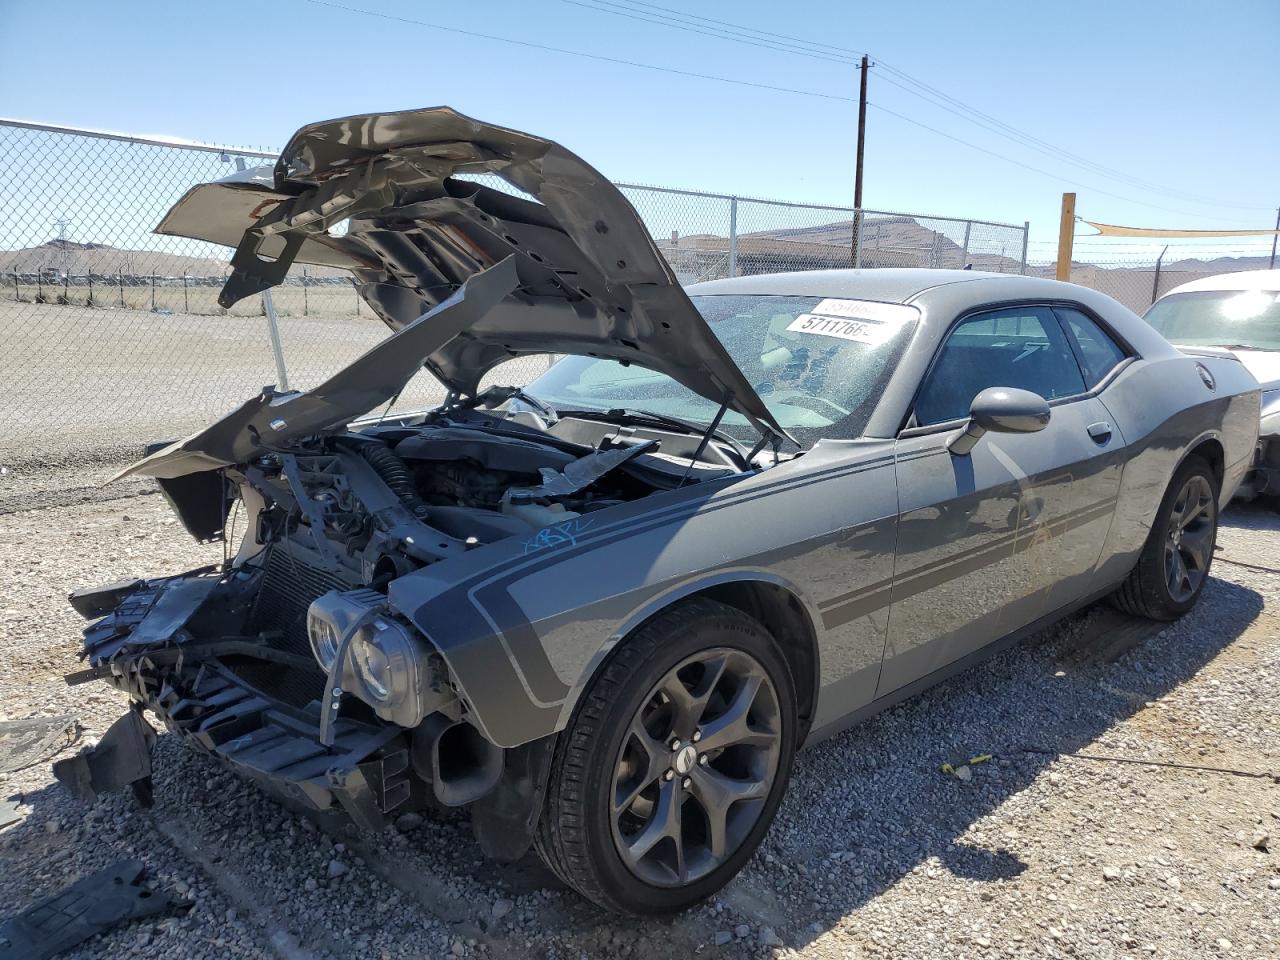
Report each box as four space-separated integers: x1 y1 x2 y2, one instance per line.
1163 473 1216 603
609 647 782 887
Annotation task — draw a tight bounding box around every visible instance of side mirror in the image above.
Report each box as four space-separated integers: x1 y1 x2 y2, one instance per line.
948 387 1050 455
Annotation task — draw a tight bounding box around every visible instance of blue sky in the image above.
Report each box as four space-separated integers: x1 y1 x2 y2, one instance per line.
2 0 1277 257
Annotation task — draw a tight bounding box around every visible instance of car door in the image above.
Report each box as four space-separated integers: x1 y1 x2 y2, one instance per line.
875 303 1123 696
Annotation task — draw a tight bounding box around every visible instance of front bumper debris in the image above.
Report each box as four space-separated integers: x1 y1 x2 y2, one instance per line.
64 574 417 830
0 859 186 960
53 709 156 807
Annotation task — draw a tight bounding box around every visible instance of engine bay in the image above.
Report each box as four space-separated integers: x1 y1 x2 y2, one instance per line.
220 406 747 592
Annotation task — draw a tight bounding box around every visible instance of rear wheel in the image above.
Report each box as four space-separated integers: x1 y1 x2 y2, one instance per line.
1112 455 1219 620
534 598 797 915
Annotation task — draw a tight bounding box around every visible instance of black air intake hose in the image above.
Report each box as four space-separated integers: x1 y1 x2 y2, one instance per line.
360 443 429 517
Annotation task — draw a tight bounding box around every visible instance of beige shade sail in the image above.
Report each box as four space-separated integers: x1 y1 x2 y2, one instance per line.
1081 219 1280 238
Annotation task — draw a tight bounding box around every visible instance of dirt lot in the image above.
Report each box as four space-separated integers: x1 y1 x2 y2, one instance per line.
1 489 1277 959
0 299 553 513
0 299 446 457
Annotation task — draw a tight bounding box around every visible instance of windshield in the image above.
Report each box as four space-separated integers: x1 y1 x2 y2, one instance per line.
1144 289 1280 351
523 294 918 448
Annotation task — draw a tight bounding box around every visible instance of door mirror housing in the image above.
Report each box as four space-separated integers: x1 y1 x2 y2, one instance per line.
948 387 1051 455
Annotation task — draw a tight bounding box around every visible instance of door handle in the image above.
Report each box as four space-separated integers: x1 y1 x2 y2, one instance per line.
1086 421 1112 444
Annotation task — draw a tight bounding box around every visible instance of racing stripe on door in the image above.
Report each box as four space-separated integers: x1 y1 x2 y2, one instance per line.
818 496 1118 630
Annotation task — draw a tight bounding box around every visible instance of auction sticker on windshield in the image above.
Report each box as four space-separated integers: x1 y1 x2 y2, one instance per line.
786 299 918 346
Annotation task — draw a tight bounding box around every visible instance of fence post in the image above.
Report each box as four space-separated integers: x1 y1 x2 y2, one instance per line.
151 275 156 311
853 210 864 268
262 290 290 391
182 273 189 313
36 268 42 302
303 268 309 316
960 221 971 269
727 197 738 278
11 271 17 301
118 272 124 306
62 273 69 303
1020 221 1030 275
87 272 93 305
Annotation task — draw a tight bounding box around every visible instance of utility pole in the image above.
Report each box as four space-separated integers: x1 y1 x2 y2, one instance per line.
851 54 869 266
1055 192 1076 281
1270 206 1279 270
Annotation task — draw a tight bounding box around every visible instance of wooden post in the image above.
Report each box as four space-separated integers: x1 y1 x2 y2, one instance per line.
1055 192 1076 281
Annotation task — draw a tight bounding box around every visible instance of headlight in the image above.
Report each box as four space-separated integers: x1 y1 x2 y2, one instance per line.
306 590 453 727
307 611 340 669
352 618 401 703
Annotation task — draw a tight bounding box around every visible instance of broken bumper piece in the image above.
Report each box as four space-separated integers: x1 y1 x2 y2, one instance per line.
156 667 414 830
65 576 416 830
74 665 414 831
0 859 186 960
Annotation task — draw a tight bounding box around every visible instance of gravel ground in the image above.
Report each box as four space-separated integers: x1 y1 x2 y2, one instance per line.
1 490 1278 960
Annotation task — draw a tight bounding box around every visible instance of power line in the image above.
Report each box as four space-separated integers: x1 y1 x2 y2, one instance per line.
556 0 858 64
559 0 1271 214
299 0 856 103
867 102 1261 224
869 61 1269 212
303 0 1268 224
601 0 864 58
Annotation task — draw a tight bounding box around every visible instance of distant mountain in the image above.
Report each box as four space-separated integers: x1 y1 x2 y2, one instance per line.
656 216 1027 280
0 240 349 278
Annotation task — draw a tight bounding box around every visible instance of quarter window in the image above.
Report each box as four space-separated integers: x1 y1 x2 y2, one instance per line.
915 306 1087 426
1056 306 1128 387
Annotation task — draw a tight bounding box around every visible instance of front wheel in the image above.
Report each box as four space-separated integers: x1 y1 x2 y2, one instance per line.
1112 455 1219 620
534 598 797 915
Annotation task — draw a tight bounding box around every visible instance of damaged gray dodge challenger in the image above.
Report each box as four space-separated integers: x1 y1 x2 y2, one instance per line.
60 108 1261 915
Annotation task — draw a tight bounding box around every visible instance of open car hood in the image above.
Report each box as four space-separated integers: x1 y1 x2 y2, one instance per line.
155 106 789 442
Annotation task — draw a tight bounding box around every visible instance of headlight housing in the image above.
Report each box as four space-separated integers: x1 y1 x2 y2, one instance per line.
307 610 341 670
306 589 453 727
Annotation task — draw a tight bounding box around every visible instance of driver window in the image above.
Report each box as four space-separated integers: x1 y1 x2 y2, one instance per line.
915 306 1086 426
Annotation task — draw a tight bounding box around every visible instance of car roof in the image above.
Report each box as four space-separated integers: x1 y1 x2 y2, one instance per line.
1159 269 1280 298
692 268 1179 441
686 268 1091 305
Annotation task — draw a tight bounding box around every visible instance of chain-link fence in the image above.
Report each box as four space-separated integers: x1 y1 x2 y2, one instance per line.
1025 237 1277 315
0 118 1028 491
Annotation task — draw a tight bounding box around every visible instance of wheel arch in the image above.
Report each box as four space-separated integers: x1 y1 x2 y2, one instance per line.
555 571 822 743
1178 432 1225 494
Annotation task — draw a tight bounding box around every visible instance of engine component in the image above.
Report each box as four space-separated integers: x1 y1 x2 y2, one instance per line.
417 460 515 509
501 497 579 529
360 442 429 517
505 439 657 502
307 588 455 728
394 426 577 474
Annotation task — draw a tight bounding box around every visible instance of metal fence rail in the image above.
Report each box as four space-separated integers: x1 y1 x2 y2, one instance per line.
1026 242 1276 315
0 118 1029 469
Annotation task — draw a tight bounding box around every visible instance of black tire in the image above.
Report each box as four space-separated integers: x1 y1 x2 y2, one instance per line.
533 598 797 915
1112 455 1219 621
